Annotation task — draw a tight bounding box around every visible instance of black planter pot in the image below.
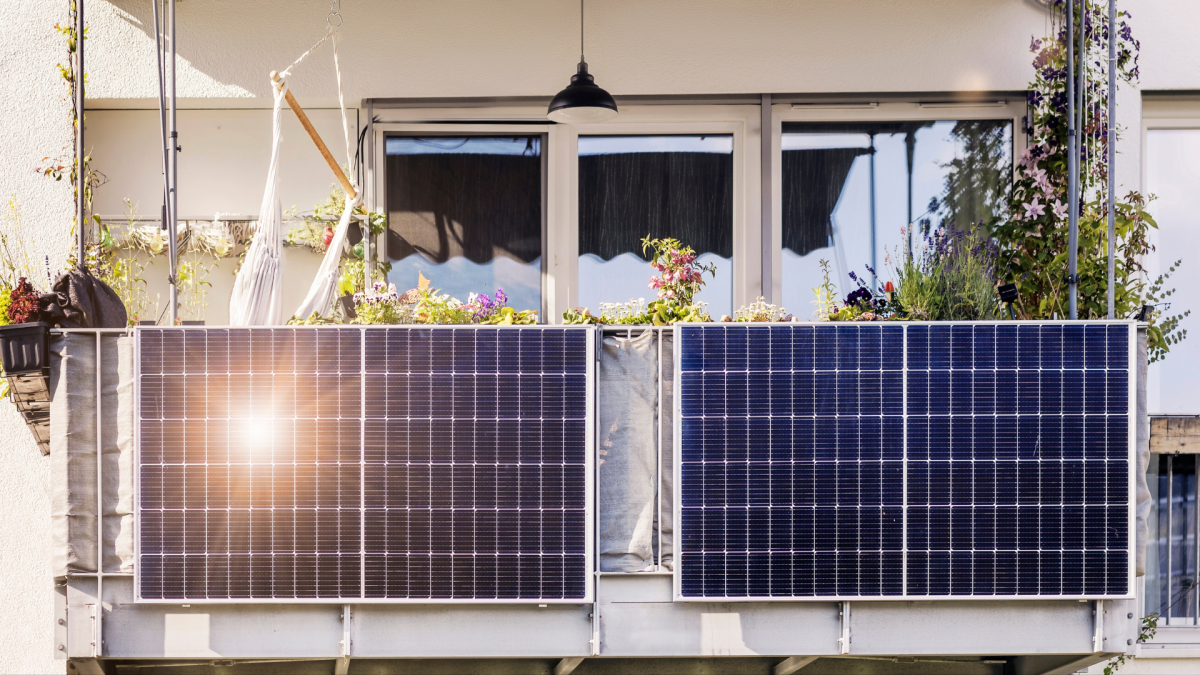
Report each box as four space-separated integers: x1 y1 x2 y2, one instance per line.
0 322 51 455
0 322 49 376
181 320 205 326
339 295 357 320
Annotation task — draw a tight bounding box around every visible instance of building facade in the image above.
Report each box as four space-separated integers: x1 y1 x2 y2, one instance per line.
1 1 1199 673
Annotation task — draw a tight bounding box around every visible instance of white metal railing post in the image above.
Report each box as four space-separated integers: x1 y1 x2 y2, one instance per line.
94 330 103 657
838 601 850 654
657 328 664 570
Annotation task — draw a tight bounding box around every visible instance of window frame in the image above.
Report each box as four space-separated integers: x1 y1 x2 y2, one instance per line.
369 118 554 319
768 100 1027 304
366 104 761 322
1141 97 1200 645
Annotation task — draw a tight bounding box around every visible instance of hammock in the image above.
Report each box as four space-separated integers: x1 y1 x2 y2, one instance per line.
229 29 360 325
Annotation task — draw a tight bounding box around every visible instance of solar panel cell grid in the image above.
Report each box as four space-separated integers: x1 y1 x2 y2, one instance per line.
677 322 1132 600
137 327 591 603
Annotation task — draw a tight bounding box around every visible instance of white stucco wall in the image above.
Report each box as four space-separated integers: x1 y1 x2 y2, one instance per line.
1 0 80 672
1 1 1198 672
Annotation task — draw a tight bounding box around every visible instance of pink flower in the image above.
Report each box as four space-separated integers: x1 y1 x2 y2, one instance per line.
1022 196 1046 220
1030 168 1050 191
1052 199 1067 221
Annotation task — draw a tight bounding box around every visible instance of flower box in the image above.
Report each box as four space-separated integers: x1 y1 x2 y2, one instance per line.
0 322 50 375
0 322 51 454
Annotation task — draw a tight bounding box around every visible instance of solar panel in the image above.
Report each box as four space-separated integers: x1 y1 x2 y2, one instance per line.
136 326 594 603
675 322 1133 600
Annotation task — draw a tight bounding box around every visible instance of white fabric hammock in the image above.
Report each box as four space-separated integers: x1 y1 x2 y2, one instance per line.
228 30 360 325
227 84 286 326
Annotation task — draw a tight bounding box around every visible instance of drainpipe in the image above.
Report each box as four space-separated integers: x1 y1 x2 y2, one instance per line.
905 131 915 256
1067 0 1079 320
167 0 180 325
1107 0 1116 319
76 0 86 270
869 133 877 285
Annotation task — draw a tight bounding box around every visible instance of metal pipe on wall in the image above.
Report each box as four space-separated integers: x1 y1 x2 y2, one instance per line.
1067 0 1080 320
869 134 877 285
167 0 179 326
153 0 172 294
1107 0 1117 319
76 0 86 269
761 94 773 303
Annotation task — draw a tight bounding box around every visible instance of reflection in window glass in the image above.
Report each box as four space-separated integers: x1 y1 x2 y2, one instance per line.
578 135 733 318
1146 453 1199 624
385 136 542 312
1146 129 1200 415
780 121 1011 317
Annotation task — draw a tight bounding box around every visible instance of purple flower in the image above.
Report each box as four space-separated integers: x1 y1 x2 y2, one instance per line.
845 287 872 308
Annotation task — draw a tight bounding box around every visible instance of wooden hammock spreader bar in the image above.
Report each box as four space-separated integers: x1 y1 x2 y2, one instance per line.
270 70 357 200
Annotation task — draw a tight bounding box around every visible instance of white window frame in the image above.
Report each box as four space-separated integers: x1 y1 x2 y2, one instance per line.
768 100 1028 302
366 104 761 322
1139 97 1200 649
1141 96 1200 293
368 116 555 318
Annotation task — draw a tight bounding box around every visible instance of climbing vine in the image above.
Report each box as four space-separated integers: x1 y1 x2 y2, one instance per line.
994 1 1187 361
35 1 105 256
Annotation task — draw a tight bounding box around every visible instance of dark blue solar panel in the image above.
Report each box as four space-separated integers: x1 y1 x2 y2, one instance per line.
138 326 591 602
678 322 1133 599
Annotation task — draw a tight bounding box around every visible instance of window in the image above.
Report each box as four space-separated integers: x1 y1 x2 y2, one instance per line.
778 120 1012 315
1145 128 1200 414
1147 452 1200 624
578 135 734 318
384 136 544 313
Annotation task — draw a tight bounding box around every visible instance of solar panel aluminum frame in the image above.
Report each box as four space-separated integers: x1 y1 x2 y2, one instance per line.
133 325 596 605
672 320 1138 603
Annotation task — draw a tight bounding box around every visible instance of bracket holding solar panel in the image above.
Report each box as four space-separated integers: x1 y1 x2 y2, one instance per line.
674 322 1136 602
134 326 595 604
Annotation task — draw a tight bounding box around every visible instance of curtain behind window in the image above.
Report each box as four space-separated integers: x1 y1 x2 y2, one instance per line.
579 151 732 261
387 153 541 264
782 148 871 257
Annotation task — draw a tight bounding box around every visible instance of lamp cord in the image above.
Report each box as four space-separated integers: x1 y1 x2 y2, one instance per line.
580 0 585 62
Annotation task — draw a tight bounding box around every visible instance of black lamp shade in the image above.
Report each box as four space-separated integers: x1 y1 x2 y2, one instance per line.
548 61 618 124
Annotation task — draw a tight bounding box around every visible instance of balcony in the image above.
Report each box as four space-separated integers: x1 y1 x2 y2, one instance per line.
47 322 1146 674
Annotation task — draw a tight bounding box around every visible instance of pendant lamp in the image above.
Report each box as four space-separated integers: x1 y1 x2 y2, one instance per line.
548 0 617 124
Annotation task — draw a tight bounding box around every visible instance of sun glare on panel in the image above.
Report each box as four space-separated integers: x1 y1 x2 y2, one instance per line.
237 417 277 456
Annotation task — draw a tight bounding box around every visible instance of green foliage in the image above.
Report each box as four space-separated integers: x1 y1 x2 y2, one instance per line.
177 256 213 323
893 228 1002 321
93 200 151 324
1103 613 1158 675
561 299 707 325
0 197 38 289
997 192 1188 360
564 236 717 324
641 236 716 308
811 260 841 321
562 307 599 325
410 289 472 325
734 297 791 323
351 282 411 325
478 306 539 326
0 284 11 327
995 5 1185 358
287 311 338 326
